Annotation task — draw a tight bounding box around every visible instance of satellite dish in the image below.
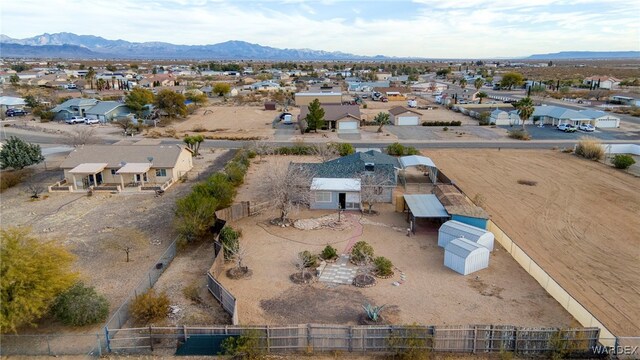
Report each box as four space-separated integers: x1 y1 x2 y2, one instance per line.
147 157 154 163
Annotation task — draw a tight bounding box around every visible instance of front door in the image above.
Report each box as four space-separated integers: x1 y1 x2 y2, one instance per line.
135 173 148 182
338 193 346 210
88 173 103 186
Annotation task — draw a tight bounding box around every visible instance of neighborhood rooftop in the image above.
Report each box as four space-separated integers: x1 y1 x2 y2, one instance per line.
60 145 190 168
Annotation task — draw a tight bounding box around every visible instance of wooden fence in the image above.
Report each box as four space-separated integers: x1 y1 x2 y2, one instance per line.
104 324 600 355
215 201 250 222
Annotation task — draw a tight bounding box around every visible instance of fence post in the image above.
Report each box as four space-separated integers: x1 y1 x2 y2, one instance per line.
105 326 112 353
348 326 353 352
266 325 271 353
149 325 154 351
514 328 518 353
183 325 188 342
96 334 102 357
307 324 312 352
47 336 52 356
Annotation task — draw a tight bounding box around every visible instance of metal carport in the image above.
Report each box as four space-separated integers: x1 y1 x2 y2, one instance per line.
403 194 450 233
399 155 439 184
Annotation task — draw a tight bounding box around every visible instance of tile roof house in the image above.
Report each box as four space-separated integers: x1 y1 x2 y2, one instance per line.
289 150 400 210
583 76 621 90
57 144 193 192
299 104 361 130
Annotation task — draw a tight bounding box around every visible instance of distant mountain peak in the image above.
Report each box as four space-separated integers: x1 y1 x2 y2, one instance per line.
527 51 640 60
0 32 381 60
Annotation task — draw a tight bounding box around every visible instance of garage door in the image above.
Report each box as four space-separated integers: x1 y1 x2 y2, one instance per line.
596 119 618 128
338 121 358 130
397 116 419 126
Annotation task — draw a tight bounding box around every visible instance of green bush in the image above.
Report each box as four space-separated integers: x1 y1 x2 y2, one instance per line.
193 172 237 210
321 245 338 260
275 144 313 155
175 192 218 242
221 329 265 359
351 241 374 264
299 250 318 268
51 282 109 326
575 137 604 160
507 129 531 140
374 256 394 276
225 161 247 186
612 154 636 169
405 146 419 155
220 226 241 260
333 143 355 156
386 142 406 156
129 289 169 324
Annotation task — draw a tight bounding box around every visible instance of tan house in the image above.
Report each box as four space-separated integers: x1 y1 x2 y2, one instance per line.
389 106 422 126
55 145 193 193
299 104 361 130
295 91 343 106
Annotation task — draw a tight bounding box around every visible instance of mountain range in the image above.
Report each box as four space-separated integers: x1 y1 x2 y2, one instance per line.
1 33 637 60
0 32 382 60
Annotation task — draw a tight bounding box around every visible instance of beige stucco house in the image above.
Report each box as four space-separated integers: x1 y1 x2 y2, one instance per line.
55 145 193 193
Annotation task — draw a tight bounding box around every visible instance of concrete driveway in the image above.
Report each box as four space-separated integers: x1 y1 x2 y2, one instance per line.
385 125 503 140
502 125 640 141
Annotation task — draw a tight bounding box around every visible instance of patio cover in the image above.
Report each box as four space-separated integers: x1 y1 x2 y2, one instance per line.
399 155 437 169
116 163 151 174
403 194 449 218
69 163 108 174
311 178 361 192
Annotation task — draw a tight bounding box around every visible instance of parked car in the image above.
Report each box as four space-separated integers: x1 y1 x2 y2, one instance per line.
85 118 100 125
65 116 87 124
557 124 577 132
579 124 595 132
5 108 27 117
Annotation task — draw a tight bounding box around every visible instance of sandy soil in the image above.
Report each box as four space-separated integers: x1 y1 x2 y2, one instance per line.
0 149 233 333
216 157 576 328
427 149 640 337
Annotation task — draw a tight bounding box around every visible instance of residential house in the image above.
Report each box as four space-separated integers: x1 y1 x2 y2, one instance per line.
583 76 621 90
138 74 177 88
347 80 390 93
295 91 343 106
411 81 448 94
578 109 620 128
376 72 392 81
299 104 361 131
249 81 281 91
290 150 400 210
373 87 410 101
51 98 99 120
611 95 640 107
58 144 193 192
437 86 479 105
389 106 422 126
488 109 523 126
85 101 133 123
527 105 620 128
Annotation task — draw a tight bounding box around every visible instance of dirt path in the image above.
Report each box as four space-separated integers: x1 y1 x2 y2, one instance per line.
428 149 640 337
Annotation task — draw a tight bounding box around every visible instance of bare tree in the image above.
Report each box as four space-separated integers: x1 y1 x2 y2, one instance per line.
65 128 98 147
310 142 338 162
114 118 134 135
250 140 274 163
294 251 315 279
226 243 249 271
359 172 393 214
260 162 314 224
103 228 149 262
26 181 45 199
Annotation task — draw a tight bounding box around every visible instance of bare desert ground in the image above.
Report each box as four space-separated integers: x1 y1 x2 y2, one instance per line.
427 149 640 337
217 157 576 328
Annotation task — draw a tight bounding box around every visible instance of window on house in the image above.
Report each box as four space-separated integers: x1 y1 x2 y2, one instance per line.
374 186 383 195
155 169 167 177
110 169 117 175
315 191 331 203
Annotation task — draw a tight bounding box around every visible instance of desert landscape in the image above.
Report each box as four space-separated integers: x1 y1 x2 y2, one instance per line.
426 149 640 337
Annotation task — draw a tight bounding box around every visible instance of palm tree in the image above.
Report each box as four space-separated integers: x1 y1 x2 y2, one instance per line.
474 78 483 91
515 97 534 130
373 112 390 133
459 78 467 89
477 92 488 104
96 78 106 91
86 67 96 90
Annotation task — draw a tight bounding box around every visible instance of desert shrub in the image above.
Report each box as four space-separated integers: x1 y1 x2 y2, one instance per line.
517 179 538 186
507 129 531 140
220 226 241 260
405 146 419 155
193 173 237 210
442 127 448 132
221 329 265 359
182 281 202 303
386 142 406 156
129 289 169 324
422 120 462 126
224 161 248 186
387 324 432 360
299 250 318 268
191 124 207 132
333 143 355 156
351 241 374 264
0 169 31 192
374 256 394 276
51 281 109 326
321 245 338 260
612 154 635 169
575 137 604 160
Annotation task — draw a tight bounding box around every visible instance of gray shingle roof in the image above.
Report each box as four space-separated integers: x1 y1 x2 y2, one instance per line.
86 101 129 116
52 98 99 112
290 150 399 184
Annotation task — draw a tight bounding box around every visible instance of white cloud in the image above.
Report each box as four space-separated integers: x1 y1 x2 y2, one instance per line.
0 0 638 57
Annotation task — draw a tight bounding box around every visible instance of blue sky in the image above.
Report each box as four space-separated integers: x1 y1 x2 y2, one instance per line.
1 0 638 58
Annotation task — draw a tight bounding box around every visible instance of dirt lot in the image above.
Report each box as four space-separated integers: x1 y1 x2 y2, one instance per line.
217 157 576 328
0 149 233 332
427 149 640 337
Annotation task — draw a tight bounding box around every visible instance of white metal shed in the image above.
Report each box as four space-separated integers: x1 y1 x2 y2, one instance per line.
438 220 494 251
444 238 490 275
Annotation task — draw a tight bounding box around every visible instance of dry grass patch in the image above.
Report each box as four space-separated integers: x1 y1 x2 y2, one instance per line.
0 169 32 192
575 137 604 160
